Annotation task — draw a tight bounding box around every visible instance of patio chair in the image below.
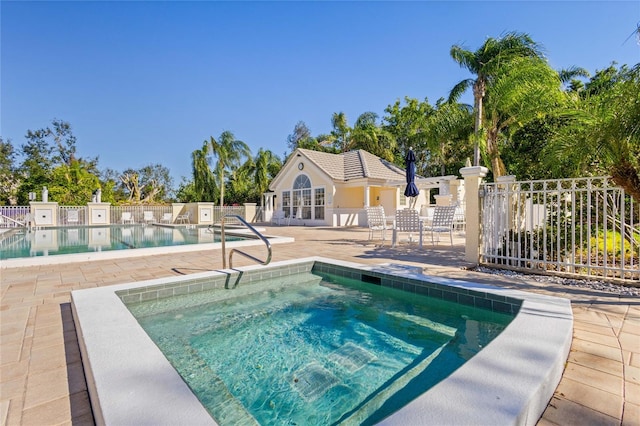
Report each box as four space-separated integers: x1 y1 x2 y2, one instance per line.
453 205 465 231
365 206 389 241
160 213 173 224
392 208 423 247
143 211 156 224
271 210 288 226
121 211 134 224
422 205 456 245
176 211 190 224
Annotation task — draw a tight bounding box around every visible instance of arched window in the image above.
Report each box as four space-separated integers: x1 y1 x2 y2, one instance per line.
282 174 324 222
292 174 312 219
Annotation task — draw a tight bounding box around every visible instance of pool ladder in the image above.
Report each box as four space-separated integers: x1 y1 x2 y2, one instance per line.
219 214 272 269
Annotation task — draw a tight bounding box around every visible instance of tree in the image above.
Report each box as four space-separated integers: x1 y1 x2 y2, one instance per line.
426 99 473 176
117 164 173 204
383 97 433 173
449 31 546 169
16 119 101 205
251 148 282 206
331 112 352 153
287 121 312 152
175 177 199 203
191 141 217 202
350 112 396 161
481 56 563 176
207 131 251 207
49 159 101 205
0 138 19 205
138 164 173 203
543 63 640 198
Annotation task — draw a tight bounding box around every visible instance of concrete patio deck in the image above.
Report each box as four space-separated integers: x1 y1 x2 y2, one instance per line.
1 225 639 425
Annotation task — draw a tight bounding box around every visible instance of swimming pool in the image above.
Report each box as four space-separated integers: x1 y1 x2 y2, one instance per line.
72 257 573 425
0 225 244 260
0 225 293 268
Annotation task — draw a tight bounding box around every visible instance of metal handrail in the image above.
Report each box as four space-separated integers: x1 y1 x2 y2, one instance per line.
0 213 28 228
219 214 272 269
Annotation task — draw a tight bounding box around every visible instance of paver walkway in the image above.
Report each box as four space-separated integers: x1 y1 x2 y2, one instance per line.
1 225 639 425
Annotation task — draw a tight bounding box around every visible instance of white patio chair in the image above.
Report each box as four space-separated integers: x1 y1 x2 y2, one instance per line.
121 211 134 224
271 210 288 226
392 208 423 247
143 211 156 224
423 205 456 245
176 211 190 224
160 213 173 224
365 206 389 241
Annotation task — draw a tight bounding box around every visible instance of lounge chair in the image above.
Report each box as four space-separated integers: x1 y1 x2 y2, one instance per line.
143 211 155 224
365 206 389 241
121 211 134 224
160 213 173 224
423 205 456 245
392 208 423 247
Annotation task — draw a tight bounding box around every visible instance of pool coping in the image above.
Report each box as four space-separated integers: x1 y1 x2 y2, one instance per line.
0 231 294 269
71 256 573 426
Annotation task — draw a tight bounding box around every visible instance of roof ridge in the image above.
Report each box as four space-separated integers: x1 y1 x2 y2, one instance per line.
357 150 370 177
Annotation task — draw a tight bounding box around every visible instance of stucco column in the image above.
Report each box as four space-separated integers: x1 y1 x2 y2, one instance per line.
364 185 370 207
460 166 489 264
243 203 257 223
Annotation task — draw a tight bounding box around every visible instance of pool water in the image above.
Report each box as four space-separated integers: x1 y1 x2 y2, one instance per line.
0 225 247 259
128 271 514 425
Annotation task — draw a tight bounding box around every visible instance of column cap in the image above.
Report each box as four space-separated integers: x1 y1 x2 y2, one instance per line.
459 166 489 178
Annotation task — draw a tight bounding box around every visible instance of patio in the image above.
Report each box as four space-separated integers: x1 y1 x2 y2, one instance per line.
1 225 638 425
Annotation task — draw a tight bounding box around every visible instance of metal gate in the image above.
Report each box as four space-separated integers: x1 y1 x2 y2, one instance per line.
480 176 639 282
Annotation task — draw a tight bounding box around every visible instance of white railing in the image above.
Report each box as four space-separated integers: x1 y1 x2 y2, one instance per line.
480 176 639 282
0 206 30 228
59 206 88 225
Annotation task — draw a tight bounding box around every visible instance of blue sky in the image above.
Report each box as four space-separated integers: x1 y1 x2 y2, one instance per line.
2 1 639 183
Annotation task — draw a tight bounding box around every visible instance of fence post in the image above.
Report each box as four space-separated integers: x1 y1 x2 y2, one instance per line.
460 166 489 264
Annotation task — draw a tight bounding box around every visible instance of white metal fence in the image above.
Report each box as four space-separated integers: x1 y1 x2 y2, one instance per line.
0 206 30 228
480 176 639 282
0 205 248 227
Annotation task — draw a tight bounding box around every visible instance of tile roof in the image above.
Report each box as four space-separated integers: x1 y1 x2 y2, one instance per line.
298 148 406 182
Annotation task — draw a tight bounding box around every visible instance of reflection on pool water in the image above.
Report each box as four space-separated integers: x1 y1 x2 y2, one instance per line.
127 270 515 425
0 225 247 259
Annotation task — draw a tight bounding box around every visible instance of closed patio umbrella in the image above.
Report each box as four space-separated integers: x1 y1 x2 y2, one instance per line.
404 148 420 201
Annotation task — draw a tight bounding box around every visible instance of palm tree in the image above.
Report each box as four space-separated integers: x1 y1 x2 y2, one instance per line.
481 56 563 176
191 141 216 201
544 64 640 199
331 112 352 152
207 131 251 208
350 112 396 161
449 31 546 169
426 99 473 175
252 148 282 207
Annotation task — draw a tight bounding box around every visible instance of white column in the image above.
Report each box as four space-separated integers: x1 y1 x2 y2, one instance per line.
460 166 489 264
364 185 370 207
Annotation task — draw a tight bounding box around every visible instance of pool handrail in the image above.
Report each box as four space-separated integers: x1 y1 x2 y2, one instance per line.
0 213 30 229
219 214 272 269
